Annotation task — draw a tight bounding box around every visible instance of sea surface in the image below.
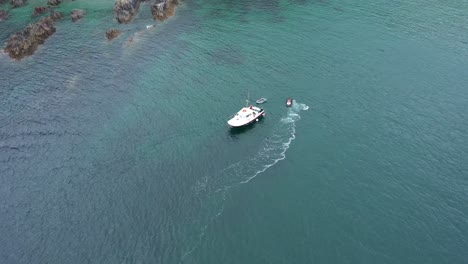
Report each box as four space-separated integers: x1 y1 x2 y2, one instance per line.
1 0 468 263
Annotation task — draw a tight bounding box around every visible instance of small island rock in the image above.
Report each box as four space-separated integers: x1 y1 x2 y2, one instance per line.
49 10 63 21
70 9 84 22
4 16 56 60
106 29 121 40
114 0 140 24
0 10 9 22
47 0 61 6
11 0 27 8
151 0 178 21
33 6 49 16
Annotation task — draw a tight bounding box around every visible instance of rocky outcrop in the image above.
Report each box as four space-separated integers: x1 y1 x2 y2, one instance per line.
70 9 84 22
114 0 140 24
151 0 178 21
49 10 63 21
4 16 56 60
33 6 49 16
11 0 27 8
47 0 61 6
0 10 9 22
106 29 121 40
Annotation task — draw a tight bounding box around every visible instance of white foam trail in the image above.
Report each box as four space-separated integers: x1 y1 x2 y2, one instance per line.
180 101 309 262
222 100 308 186
65 75 79 91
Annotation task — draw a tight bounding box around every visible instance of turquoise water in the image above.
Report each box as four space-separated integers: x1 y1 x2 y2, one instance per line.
1 0 468 263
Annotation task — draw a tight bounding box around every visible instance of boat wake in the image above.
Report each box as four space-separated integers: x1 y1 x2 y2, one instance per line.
180 101 308 262
219 101 308 187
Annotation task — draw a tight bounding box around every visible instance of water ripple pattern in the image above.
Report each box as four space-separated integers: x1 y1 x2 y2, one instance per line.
1 0 468 263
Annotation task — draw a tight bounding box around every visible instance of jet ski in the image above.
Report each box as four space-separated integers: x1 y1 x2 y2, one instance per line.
285 97 293 107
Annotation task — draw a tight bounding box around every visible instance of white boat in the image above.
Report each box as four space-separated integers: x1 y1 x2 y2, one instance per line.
228 95 265 127
256 98 267 104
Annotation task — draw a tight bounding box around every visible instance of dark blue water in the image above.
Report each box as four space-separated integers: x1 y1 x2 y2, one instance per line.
1 0 468 263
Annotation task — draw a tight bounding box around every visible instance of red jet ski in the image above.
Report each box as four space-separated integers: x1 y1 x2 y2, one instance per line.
285 97 293 107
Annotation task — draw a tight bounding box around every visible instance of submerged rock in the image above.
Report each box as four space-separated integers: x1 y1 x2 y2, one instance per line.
33 6 49 16
70 9 84 22
4 16 56 60
106 29 121 40
47 0 61 6
0 10 9 22
49 9 63 21
151 0 178 21
113 0 140 24
11 0 26 8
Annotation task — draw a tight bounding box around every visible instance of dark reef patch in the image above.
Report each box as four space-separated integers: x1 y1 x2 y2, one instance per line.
209 45 245 65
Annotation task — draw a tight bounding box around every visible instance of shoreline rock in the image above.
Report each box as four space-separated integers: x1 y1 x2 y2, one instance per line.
11 0 27 8
3 0 182 60
0 10 9 22
114 0 140 24
106 29 121 40
4 16 56 60
70 9 84 22
151 0 178 21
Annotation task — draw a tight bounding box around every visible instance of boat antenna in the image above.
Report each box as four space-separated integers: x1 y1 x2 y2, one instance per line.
245 90 250 107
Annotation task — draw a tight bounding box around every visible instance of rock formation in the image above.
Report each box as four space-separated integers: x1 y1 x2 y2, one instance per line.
49 9 63 21
33 6 49 16
47 0 61 6
106 29 121 40
0 10 9 22
4 16 56 60
151 0 178 21
70 9 84 22
114 0 140 24
11 0 26 8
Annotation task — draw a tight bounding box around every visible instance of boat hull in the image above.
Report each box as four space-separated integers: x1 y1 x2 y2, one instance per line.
228 109 265 128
